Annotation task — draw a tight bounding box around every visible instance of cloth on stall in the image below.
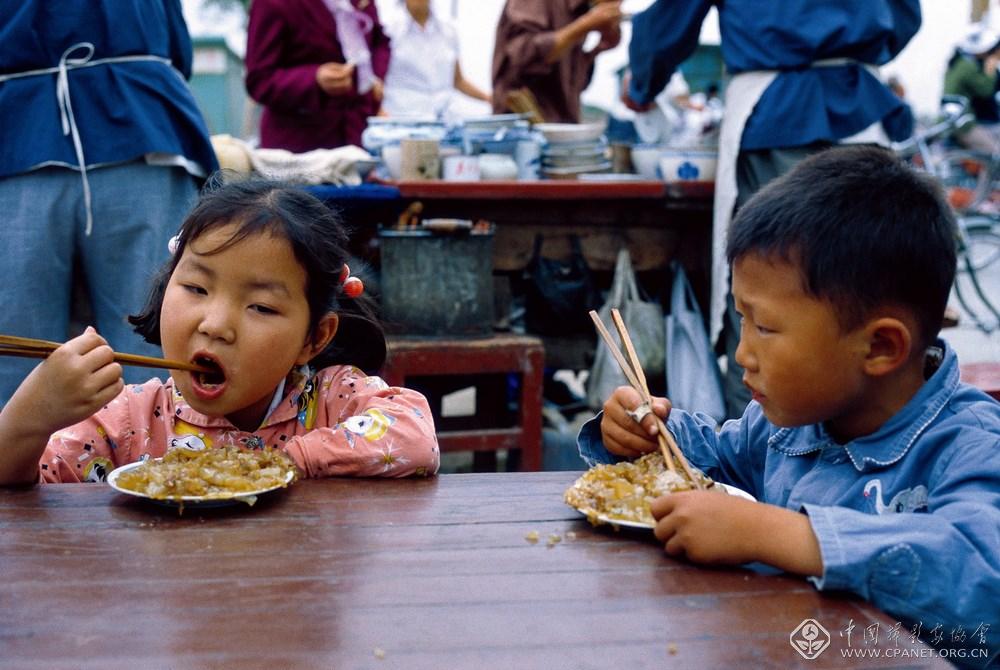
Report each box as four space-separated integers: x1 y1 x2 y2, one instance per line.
211 134 371 185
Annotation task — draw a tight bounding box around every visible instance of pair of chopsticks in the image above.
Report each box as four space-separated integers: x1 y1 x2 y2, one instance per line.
589 309 705 489
0 334 211 373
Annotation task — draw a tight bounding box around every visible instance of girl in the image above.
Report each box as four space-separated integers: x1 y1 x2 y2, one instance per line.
0 180 440 485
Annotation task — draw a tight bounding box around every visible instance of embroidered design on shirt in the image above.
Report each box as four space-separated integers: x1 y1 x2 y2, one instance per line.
168 420 212 451
342 408 395 444
863 478 929 514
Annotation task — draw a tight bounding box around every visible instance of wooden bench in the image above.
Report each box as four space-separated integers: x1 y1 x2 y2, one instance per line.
960 362 1000 402
381 334 545 470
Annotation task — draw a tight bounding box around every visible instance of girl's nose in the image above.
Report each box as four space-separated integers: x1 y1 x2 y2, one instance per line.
197 307 236 343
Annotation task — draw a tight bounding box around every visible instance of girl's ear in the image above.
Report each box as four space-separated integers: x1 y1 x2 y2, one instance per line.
296 313 339 366
861 316 912 377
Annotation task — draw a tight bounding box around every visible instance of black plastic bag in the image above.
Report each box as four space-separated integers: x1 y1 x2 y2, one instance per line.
523 234 599 336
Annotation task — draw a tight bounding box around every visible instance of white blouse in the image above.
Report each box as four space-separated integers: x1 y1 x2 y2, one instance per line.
383 12 459 118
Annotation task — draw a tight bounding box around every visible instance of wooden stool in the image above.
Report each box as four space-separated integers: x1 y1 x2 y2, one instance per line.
961 362 1000 402
381 334 544 470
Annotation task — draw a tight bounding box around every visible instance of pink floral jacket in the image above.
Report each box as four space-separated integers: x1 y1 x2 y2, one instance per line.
40 365 439 483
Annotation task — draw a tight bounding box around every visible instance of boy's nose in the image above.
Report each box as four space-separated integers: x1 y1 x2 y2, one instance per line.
733 333 756 372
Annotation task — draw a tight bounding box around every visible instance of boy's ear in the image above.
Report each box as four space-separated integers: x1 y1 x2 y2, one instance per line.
861 316 912 377
296 313 339 365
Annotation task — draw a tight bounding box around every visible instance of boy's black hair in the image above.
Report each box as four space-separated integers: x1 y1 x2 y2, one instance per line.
726 144 957 349
129 178 386 373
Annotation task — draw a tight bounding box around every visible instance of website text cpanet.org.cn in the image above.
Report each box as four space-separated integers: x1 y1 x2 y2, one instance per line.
790 617 994 662
841 646 990 660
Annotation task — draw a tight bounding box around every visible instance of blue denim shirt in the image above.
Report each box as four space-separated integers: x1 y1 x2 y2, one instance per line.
579 342 1000 665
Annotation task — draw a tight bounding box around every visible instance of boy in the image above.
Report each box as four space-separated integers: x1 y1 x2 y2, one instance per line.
580 145 999 664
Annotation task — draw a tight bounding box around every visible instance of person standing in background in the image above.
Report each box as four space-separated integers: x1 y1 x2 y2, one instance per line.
245 0 390 151
0 0 217 405
382 0 491 121
943 23 1000 155
622 0 919 419
492 0 622 124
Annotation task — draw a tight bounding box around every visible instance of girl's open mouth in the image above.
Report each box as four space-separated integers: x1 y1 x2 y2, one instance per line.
192 355 227 392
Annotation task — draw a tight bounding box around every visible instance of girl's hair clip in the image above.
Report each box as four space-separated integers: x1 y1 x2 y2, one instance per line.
167 235 180 255
339 263 364 298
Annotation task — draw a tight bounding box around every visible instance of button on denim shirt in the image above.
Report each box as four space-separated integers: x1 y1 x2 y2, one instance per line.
579 342 1000 665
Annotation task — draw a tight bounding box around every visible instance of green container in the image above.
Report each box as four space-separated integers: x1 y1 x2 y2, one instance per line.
379 228 495 336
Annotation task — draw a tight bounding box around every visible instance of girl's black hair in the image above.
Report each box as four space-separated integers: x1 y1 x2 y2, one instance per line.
727 145 957 350
129 178 386 373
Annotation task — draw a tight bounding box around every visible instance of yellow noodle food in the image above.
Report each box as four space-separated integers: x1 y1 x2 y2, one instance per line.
114 446 298 499
564 451 721 526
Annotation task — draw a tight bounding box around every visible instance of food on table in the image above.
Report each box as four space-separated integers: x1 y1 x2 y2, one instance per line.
564 451 721 526
114 446 298 499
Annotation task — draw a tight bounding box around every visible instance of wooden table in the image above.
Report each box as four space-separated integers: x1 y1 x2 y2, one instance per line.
1 474 949 669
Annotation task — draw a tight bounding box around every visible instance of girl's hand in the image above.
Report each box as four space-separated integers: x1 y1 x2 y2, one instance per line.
15 327 123 436
651 492 824 576
316 62 356 96
599 385 670 459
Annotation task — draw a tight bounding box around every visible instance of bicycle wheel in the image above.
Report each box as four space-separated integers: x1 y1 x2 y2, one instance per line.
958 215 1000 272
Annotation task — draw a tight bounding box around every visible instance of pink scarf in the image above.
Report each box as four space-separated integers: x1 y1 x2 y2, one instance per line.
321 0 376 94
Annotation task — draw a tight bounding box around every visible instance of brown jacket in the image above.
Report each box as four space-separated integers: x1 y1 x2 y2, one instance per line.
491 0 596 124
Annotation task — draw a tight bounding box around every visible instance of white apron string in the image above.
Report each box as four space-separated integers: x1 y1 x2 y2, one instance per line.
0 42 175 235
709 59 887 344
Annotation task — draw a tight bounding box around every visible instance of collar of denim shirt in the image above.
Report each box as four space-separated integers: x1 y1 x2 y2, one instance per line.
767 340 960 473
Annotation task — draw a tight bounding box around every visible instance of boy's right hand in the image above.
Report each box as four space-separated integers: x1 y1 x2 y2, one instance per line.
599 385 670 459
13 327 123 436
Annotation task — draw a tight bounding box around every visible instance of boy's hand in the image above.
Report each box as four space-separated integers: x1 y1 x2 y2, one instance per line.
14 327 123 436
652 491 760 564
599 385 670 459
651 492 824 576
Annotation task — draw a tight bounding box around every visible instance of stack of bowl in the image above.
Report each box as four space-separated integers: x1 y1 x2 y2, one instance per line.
536 123 610 179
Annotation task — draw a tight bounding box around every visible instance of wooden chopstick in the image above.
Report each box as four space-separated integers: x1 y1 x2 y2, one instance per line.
590 309 705 489
588 310 676 474
608 309 704 489
0 335 210 373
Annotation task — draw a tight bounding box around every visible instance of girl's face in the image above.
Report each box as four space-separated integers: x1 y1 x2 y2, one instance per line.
160 224 332 432
732 252 874 440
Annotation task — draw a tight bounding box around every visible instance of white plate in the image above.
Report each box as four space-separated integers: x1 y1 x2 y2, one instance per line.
572 483 756 530
107 460 296 509
535 122 605 144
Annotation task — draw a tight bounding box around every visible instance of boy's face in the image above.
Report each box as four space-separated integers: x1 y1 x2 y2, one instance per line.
159 225 316 432
732 252 873 438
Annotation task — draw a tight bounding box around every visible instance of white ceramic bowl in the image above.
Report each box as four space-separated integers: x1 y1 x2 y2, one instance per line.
381 144 402 180
630 144 662 179
658 149 717 183
535 122 605 144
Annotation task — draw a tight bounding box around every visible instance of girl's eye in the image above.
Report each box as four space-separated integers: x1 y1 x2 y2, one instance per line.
250 304 278 315
183 284 207 296
756 325 774 335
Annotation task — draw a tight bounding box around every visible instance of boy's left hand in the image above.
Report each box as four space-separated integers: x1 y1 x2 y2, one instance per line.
651 492 825 576
651 491 760 565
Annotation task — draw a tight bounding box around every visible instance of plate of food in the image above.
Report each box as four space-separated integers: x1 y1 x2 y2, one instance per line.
564 451 755 530
107 445 298 510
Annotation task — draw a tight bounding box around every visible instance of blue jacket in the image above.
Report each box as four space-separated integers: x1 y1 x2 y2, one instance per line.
0 0 217 179
579 342 1000 666
627 0 920 149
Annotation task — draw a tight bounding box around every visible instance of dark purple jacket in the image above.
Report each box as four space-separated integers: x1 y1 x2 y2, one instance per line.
245 0 390 151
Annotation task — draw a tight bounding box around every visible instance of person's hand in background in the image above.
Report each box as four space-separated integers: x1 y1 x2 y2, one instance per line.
620 69 656 112
316 62 356 96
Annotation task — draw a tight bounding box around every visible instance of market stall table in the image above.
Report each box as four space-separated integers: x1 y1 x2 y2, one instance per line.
1 472 950 669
